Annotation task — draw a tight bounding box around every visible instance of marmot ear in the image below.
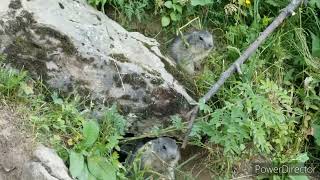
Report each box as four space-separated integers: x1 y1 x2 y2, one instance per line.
186 34 195 43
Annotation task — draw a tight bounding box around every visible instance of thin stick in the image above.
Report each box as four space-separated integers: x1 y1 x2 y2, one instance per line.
181 0 305 148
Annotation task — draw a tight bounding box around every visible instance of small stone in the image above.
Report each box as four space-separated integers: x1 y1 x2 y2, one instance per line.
21 145 72 180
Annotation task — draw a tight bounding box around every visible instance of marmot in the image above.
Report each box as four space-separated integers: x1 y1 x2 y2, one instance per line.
170 30 214 75
134 137 180 180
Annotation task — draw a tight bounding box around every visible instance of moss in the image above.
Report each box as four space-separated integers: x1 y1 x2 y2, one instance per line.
150 88 189 116
9 0 22 9
142 95 152 104
150 77 164 85
113 74 122 88
113 73 146 89
144 68 161 77
3 9 77 77
58 2 64 9
110 53 129 63
34 27 76 55
120 94 131 100
79 56 95 64
5 11 35 34
122 73 146 90
4 36 48 77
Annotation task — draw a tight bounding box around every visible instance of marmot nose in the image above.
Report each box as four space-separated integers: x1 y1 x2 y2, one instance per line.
208 44 213 48
169 154 176 160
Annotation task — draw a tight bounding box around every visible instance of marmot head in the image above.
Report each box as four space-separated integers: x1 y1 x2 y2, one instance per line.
187 30 214 52
152 137 180 163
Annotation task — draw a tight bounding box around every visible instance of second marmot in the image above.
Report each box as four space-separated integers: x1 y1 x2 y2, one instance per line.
170 30 214 75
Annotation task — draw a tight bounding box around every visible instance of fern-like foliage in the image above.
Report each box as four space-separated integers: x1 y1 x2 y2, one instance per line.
193 81 297 156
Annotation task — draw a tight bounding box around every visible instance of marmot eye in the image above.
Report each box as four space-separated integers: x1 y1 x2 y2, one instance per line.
162 145 167 150
199 36 204 41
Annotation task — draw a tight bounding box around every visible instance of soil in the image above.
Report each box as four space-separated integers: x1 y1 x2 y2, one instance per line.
0 102 34 180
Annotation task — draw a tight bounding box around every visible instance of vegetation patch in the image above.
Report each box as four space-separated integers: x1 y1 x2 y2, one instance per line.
87 0 320 178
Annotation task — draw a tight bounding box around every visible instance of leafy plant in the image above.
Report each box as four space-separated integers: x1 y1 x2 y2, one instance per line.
87 0 151 21
160 0 184 27
0 65 27 96
69 120 117 180
193 81 297 156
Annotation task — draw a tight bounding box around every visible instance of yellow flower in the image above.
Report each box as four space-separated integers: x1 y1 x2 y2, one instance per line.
245 0 251 6
67 138 74 146
262 16 272 27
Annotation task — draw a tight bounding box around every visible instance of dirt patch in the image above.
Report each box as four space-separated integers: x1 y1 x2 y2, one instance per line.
0 102 34 180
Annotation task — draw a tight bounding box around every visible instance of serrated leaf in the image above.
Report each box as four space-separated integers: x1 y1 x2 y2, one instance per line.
83 120 100 148
191 0 213 6
69 151 85 178
170 115 183 130
164 1 173 8
87 156 116 180
161 16 170 27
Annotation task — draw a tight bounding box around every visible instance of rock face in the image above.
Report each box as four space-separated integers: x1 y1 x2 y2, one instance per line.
0 0 193 134
21 145 72 180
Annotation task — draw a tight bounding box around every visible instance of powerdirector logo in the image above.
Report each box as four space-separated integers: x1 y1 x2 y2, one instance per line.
252 163 320 177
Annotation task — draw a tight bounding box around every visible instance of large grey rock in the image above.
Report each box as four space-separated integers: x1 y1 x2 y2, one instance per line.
21 145 72 180
0 0 194 135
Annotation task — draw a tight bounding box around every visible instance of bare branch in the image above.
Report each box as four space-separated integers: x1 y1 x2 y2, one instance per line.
181 0 305 148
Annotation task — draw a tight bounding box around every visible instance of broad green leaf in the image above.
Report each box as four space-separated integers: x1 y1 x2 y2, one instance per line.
69 151 85 178
87 156 116 180
175 4 182 13
170 12 178 21
161 16 170 27
79 163 97 180
311 33 320 57
164 1 173 8
191 0 213 6
83 120 100 148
